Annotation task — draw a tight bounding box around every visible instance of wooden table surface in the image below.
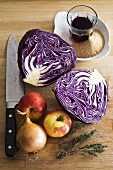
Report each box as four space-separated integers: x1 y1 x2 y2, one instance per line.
0 0 113 170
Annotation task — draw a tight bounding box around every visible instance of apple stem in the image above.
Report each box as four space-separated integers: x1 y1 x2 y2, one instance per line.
57 116 64 121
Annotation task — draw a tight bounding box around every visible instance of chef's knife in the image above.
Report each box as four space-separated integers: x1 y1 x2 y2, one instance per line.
5 34 24 157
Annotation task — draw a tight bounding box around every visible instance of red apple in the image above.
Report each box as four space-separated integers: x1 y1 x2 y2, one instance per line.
43 110 72 137
17 92 47 122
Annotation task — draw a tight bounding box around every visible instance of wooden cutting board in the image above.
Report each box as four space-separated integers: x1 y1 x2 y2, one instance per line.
0 0 113 170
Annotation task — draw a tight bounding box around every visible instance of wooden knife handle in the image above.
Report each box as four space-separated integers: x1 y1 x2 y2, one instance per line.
5 108 18 157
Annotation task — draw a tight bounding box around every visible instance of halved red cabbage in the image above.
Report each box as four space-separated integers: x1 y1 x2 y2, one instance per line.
18 29 77 86
54 69 108 123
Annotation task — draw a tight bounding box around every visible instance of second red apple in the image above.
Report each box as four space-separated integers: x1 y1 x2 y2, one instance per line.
17 92 47 122
43 110 72 137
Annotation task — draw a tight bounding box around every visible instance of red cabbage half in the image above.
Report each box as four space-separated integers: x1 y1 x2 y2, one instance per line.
18 29 77 86
54 69 108 123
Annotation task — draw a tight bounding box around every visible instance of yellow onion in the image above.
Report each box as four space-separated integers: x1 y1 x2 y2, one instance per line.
16 116 47 153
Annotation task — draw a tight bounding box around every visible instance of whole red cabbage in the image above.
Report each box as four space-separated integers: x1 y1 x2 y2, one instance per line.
18 29 77 86
54 69 108 123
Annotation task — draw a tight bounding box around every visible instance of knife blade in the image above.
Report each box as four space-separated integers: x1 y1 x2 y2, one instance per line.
5 34 24 157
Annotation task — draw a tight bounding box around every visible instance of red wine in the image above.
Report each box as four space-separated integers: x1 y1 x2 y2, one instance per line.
71 16 93 29
70 16 93 42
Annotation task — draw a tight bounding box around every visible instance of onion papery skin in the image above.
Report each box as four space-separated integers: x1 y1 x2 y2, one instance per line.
16 117 47 153
18 29 77 86
54 70 108 124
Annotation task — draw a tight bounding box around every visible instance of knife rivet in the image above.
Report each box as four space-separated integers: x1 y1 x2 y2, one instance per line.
8 129 12 133
9 114 12 118
8 145 12 149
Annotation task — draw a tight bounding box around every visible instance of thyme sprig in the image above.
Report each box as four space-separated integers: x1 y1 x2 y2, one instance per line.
56 122 108 159
79 143 108 157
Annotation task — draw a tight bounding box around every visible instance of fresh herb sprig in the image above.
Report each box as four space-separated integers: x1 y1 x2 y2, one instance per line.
79 143 108 157
56 122 108 159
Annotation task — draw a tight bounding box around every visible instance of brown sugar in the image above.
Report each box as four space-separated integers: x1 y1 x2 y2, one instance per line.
71 29 105 58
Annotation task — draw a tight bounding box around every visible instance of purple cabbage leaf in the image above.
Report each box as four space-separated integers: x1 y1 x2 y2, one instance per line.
18 29 77 86
54 69 108 123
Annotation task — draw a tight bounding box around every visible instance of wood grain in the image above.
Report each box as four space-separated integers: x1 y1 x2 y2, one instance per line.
0 0 113 169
